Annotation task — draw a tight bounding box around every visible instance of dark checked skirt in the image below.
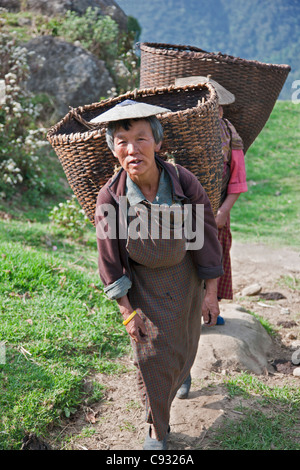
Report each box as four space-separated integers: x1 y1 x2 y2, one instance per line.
126 221 204 441
217 216 233 300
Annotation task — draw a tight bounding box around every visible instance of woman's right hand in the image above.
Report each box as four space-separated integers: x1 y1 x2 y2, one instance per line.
117 295 148 343
124 308 148 343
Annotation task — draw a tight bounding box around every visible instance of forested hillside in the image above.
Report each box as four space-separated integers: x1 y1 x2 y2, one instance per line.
117 0 300 99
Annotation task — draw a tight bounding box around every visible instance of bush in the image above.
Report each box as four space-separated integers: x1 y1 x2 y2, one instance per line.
56 7 119 63
49 195 90 238
0 32 48 198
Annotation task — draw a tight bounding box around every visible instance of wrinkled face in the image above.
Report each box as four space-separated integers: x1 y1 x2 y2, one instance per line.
112 119 162 180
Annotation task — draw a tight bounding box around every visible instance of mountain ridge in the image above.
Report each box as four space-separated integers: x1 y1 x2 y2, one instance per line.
117 0 300 99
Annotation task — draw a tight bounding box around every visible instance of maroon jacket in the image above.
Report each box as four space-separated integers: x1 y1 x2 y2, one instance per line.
95 156 223 294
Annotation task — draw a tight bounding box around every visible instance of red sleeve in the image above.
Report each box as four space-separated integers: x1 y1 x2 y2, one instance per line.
227 149 248 194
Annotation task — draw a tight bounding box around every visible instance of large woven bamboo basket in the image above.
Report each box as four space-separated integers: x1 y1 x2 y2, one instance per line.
47 83 223 225
139 42 291 152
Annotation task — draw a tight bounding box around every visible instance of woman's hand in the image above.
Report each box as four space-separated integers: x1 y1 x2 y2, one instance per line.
124 308 148 343
215 194 240 229
202 279 220 327
117 296 147 343
215 207 229 229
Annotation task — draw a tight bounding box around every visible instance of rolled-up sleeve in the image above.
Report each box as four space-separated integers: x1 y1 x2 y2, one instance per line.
104 275 132 300
227 149 248 194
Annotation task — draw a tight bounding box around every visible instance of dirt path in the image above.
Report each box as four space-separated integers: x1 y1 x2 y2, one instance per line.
50 241 300 451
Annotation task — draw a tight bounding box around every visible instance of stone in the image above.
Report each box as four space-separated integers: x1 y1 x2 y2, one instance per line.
23 36 114 118
291 349 300 365
292 367 300 377
241 283 262 296
280 308 291 315
191 304 274 377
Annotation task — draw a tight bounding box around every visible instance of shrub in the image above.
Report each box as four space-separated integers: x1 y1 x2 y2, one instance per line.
49 195 90 237
0 31 48 198
56 7 119 63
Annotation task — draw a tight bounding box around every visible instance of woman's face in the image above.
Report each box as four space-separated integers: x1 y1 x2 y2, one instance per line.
112 119 162 180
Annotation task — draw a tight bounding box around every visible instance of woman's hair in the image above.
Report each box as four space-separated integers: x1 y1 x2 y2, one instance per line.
106 116 164 152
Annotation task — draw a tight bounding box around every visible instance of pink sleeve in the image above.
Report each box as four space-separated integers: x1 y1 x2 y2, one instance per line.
227 149 248 194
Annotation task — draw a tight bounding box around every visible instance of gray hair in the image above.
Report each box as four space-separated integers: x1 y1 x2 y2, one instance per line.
106 116 164 152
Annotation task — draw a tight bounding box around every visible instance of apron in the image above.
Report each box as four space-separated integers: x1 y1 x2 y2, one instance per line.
126 201 204 440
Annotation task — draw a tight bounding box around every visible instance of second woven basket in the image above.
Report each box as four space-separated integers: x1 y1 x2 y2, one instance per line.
47 83 223 224
139 42 291 152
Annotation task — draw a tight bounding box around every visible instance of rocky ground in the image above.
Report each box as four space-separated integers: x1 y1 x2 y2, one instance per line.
45 240 300 451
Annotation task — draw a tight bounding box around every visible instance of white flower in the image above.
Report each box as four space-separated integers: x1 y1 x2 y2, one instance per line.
6 162 16 172
12 102 22 113
0 80 6 105
4 176 12 184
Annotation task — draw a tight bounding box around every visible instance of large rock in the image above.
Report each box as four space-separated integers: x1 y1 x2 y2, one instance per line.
191 304 274 377
0 0 128 30
23 36 114 118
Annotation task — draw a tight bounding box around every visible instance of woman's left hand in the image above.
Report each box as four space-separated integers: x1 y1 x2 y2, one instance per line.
215 207 229 229
202 279 220 326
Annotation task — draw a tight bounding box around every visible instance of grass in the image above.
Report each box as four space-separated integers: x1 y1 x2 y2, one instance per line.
210 373 300 450
230 101 300 248
246 310 277 337
0 101 299 450
0 222 130 450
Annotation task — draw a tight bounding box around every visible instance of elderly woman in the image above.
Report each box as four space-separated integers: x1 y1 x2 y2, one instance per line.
92 100 223 450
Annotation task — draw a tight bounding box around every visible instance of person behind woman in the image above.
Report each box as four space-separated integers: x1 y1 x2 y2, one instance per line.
91 100 223 450
175 76 248 399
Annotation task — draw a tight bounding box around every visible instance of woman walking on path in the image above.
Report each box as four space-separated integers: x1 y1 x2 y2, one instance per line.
93 100 223 450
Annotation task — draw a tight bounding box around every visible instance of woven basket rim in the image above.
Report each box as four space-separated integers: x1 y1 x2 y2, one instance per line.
47 82 218 144
139 42 291 72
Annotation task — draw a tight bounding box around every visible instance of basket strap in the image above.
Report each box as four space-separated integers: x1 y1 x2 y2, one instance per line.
166 153 180 179
68 107 99 131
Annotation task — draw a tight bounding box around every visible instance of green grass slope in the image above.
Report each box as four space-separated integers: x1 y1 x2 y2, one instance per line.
231 101 300 248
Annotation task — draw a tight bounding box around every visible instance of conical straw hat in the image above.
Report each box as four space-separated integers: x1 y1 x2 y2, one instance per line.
90 99 171 123
175 75 235 105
